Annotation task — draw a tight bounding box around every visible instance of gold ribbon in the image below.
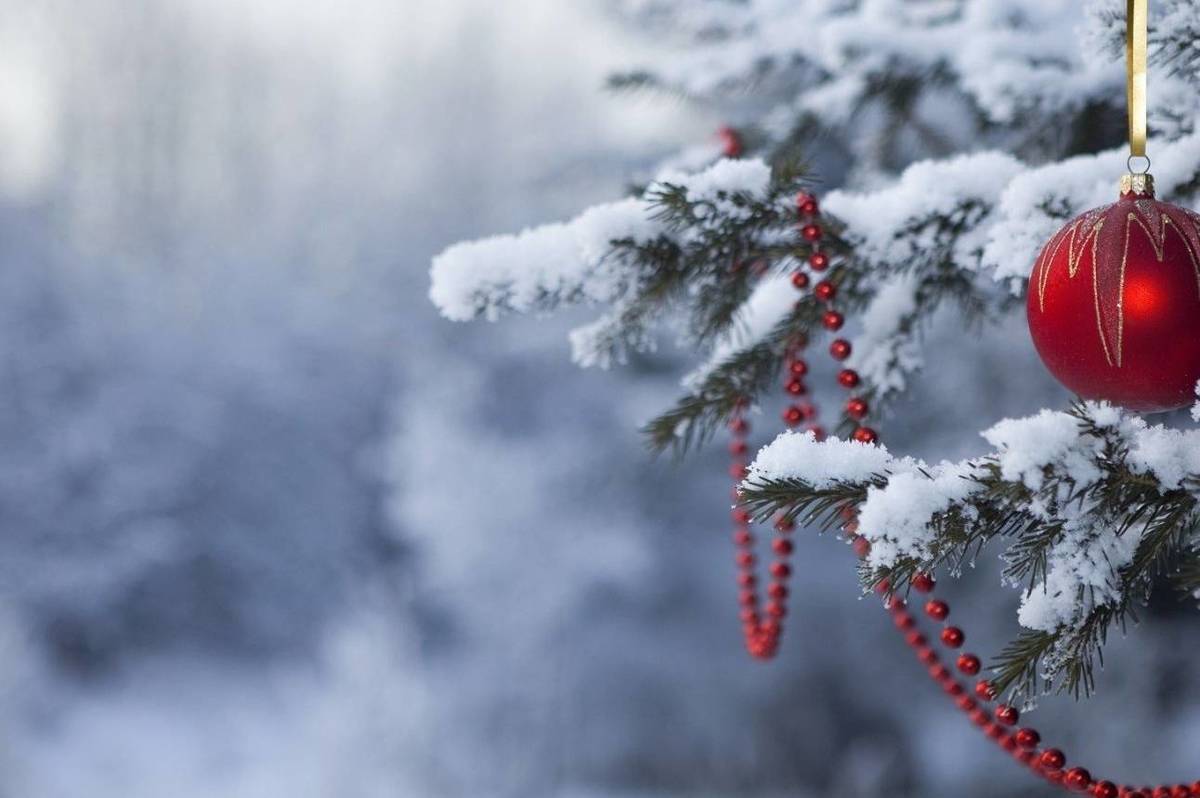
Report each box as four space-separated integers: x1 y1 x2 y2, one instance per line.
1127 0 1148 159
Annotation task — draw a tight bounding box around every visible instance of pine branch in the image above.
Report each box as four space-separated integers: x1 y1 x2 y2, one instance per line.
641 297 818 457
739 476 874 533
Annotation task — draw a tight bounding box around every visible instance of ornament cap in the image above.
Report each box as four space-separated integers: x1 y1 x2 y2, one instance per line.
1119 172 1155 198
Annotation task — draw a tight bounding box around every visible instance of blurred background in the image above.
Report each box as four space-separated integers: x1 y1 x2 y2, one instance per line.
3 1 1200 796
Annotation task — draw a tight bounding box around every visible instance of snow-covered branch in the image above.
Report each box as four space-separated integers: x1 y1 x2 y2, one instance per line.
740 402 1200 698
431 159 772 323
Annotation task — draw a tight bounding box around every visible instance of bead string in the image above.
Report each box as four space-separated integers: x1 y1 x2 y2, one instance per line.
727 191 1200 798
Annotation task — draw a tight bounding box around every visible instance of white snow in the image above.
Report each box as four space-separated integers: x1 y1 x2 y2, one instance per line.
825 152 1023 269
1125 421 1200 491
683 272 795 390
616 0 1124 128
746 399 1200 638
982 409 1104 492
429 157 773 328
428 197 653 322
1017 519 1144 633
744 430 896 489
844 273 922 400
860 462 981 569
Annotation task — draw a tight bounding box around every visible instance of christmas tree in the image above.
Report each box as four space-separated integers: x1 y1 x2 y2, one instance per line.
432 1 1200 794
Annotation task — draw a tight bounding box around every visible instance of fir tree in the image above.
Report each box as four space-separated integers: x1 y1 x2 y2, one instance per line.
430 0 1200 701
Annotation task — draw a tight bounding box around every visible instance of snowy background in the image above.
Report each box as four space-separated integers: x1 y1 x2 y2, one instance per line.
3 1 1200 796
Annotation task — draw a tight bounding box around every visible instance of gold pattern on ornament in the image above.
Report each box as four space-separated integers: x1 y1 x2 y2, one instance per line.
1033 200 1200 368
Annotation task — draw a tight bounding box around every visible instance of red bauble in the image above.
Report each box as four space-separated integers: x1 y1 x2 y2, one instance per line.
1027 174 1200 411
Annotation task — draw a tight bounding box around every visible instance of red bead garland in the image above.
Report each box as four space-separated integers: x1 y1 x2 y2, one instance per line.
725 190 1199 797
729 409 796 660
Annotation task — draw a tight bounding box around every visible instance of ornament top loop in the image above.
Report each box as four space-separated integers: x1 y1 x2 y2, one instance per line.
1126 154 1151 175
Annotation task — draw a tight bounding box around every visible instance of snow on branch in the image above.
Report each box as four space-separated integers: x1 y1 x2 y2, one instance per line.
430 158 773 324
614 0 1125 127
740 401 1200 698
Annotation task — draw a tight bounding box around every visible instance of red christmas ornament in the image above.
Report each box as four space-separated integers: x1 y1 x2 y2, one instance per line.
1027 173 1200 411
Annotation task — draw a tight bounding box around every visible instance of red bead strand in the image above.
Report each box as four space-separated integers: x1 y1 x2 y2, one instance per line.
725 190 1191 795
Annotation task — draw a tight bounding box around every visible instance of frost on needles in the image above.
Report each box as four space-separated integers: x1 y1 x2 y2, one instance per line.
740 402 1200 700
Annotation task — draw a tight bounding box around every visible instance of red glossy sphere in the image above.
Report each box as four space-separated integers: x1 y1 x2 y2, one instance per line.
925 600 950 621
783 405 804 427
846 397 869 419
814 281 837 301
975 680 997 701
1065 767 1092 791
785 378 807 395
912 572 936 593
956 653 981 676
823 310 845 330
791 271 810 289
1040 748 1066 771
789 359 809 376
1015 728 1041 749
837 368 861 388
940 626 965 648
852 426 878 444
801 223 823 242
1027 183 1200 411
773 516 796 533
809 251 829 271
772 538 794 556
995 704 1019 726
1093 782 1119 798
830 339 852 360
